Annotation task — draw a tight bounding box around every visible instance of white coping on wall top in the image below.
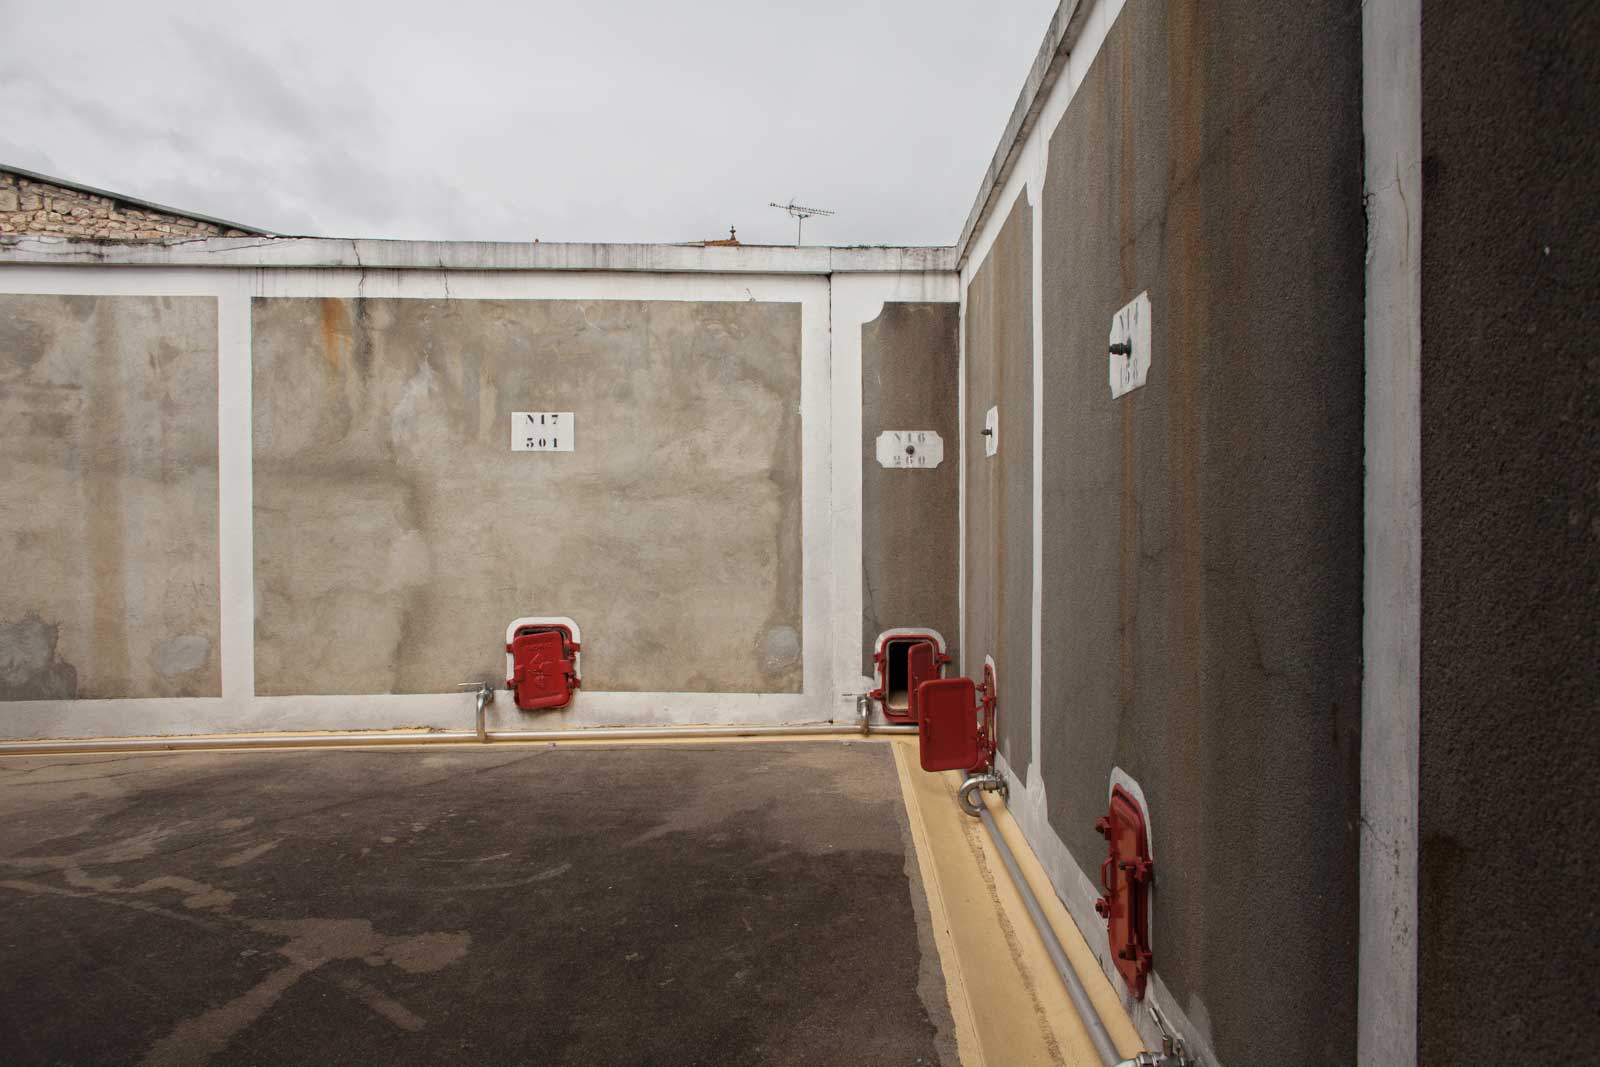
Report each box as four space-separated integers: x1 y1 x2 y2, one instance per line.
0 235 957 275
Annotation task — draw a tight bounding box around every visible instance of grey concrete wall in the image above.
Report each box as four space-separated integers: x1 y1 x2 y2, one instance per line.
1033 2 1364 1063
252 297 803 697
1418 3 1600 1062
963 197 1034 774
0 295 221 700
861 302 960 673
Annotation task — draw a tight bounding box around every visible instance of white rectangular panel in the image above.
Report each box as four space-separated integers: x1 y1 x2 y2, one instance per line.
1109 291 1152 399
875 430 944 468
512 411 575 451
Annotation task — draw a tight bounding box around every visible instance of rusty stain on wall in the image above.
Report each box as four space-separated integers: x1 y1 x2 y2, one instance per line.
318 297 348 373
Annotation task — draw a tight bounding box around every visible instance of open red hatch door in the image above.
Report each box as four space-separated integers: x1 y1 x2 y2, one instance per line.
916 676 981 772
904 640 938 723
870 631 949 723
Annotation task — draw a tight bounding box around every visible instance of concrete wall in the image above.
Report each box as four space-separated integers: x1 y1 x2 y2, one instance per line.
0 250 949 738
0 295 221 701
252 296 803 696
860 302 960 672
962 197 1034 773
1417 2 1600 1062
959 1 1366 1062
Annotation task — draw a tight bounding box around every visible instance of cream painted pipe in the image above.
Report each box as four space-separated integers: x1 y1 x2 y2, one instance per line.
0 722 918 757
977 802 1123 1067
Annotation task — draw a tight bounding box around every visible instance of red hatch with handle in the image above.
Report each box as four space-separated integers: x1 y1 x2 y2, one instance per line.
870 632 949 724
904 640 938 723
916 676 980 772
506 624 580 711
1094 785 1154 999
916 663 997 774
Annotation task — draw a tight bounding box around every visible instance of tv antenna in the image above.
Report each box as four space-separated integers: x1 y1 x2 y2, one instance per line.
768 199 836 245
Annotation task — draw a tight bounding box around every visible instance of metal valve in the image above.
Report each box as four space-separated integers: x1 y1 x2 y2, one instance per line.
456 681 495 742
1113 1041 1195 1066
1114 1002 1197 1066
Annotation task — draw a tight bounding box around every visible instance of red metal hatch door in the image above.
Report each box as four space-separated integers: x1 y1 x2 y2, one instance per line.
507 626 580 711
904 640 938 723
1094 785 1154 998
917 677 981 772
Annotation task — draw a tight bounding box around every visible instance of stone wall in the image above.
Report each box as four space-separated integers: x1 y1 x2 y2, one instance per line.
0 170 254 239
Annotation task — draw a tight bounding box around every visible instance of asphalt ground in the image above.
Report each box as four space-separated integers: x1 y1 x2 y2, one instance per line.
0 741 958 1066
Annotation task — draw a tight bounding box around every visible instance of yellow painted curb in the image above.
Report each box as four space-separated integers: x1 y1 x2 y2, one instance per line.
979 790 1146 1059
893 739 987 1066
891 738 1135 1066
0 732 900 759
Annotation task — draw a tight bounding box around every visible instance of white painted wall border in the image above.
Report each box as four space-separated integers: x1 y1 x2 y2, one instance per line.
1359 1 1422 1063
829 272 961 722
0 265 857 740
962 0 1130 798
218 280 253 706
957 264 969 680
963 0 1227 1061
962 0 1131 860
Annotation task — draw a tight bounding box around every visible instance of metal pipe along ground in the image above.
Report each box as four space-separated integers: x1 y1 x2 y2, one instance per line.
976 801 1124 1067
0 722 919 757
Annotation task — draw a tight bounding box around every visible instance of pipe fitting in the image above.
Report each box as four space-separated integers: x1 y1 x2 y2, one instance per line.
457 681 495 743
958 772 1008 817
1113 1052 1193 1067
1115 1004 1196 1067
856 693 873 736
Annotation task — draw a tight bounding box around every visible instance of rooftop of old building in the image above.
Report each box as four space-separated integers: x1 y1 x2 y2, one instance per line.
0 163 274 239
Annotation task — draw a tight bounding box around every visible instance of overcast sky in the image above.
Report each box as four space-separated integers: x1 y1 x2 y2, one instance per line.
0 0 1058 246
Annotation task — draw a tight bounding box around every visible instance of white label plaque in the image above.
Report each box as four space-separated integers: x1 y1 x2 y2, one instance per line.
875 430 944 469
983 406 999 457
512 411 574 452
1109 291 1152 398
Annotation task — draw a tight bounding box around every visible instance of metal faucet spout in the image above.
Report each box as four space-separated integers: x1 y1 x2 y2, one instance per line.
456 682 495 742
